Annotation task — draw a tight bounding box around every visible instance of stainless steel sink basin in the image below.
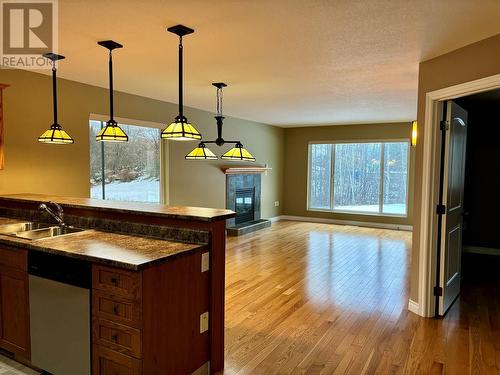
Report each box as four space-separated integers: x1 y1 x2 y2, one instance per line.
0 222 52 235
14 226 85 240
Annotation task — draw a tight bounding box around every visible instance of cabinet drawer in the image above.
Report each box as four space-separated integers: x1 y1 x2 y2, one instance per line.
93 317 142 358
93 265 141 299
93 345 141 375
0 246 27 271
93 291 142 328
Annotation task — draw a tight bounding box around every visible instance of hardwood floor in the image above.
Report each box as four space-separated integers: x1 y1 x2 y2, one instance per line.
0 355 37 375
1 221 498 374
223 221 500 375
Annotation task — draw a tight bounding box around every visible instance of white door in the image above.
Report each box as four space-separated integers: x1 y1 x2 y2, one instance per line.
438 101 468 315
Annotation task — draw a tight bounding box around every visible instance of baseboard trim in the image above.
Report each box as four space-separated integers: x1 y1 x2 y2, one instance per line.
268 216 282 223
463 246 500 256
408 299 420 315
269 215 412 231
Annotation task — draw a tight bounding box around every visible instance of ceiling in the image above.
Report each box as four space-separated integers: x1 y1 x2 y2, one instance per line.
35 0 500 127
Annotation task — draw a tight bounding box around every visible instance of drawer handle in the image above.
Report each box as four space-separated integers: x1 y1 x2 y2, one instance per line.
110 276 118 285
111 334 119 342
113 305 119 315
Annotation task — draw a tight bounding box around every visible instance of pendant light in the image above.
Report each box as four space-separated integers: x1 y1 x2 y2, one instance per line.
96 40 128 142
221 141 256 161
38 53 74 144
185 83 255 161
185 142 218 160
161 25 202 141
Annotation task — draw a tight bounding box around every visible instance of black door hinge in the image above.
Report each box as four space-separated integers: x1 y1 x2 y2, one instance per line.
440 120 449 131
436 204 446 215
433 286 443 296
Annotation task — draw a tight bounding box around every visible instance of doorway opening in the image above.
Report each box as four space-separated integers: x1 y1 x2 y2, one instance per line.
415 73 500 318
433 88 500 316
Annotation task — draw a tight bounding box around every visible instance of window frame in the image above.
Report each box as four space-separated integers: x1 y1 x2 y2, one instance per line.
89 118 168 204
307 138 410 217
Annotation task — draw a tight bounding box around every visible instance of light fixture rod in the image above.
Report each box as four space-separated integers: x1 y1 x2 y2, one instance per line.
108 50 114 121
51 61 58 125
167 25 194 123
215 115 224 143
178 36 183 119
97 40 123 124
43 53 65 127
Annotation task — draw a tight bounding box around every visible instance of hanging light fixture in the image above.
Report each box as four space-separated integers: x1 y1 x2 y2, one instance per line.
185 83 255 161
185 142 218 160
221 141 256 161
411 120 418 147
38 53 74 144
96 40 128 142
161 25 202 141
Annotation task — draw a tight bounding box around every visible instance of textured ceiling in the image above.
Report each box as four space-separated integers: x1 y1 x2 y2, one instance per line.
33 0 500 126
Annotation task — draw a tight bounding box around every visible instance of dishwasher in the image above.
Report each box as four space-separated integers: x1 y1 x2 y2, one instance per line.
29 251 91 375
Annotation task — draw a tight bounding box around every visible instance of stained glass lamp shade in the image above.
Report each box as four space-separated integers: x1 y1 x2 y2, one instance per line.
161 117 202 140
185 142 218 160
38 124 74 144
221 142 256 161
95 120 128 142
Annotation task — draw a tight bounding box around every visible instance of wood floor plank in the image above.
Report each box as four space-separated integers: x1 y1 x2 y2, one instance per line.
224 221 500 374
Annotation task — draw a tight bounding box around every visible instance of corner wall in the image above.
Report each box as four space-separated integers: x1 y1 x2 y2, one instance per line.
410 33 500 303
0 69 284 219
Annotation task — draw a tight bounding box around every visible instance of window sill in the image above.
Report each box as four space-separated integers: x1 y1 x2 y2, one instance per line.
307 207 408 219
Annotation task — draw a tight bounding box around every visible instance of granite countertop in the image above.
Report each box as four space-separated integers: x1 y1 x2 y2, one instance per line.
0 193 236 222
0 217 205 270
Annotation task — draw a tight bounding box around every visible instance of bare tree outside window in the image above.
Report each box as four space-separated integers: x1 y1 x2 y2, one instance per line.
89 121 161 203
309 144 332 209
333 143 381 212
308 141 409 215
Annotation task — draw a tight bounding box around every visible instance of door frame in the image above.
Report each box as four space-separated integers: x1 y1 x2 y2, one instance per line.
415 73 500 317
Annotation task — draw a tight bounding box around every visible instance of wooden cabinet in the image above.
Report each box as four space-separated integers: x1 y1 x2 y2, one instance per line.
93 266 141 299
0 246 30 360
92 345 142 375
93 317 142 358
92 251 210 375
93 290 142 328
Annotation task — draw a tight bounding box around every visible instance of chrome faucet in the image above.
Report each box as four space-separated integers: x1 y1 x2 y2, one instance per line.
39 201 65 227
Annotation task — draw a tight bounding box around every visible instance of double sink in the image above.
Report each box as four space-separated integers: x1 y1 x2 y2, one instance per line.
0 222 85 240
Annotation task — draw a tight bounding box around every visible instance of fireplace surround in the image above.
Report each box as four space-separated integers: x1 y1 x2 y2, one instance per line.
226 173 270 235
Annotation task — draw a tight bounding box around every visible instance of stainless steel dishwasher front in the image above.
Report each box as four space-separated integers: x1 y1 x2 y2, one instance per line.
28 251 91 375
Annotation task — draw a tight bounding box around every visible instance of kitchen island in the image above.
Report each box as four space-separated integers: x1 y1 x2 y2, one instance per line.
0 194 235 375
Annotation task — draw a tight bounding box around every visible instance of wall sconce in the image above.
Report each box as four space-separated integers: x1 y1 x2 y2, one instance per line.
411 121 417 147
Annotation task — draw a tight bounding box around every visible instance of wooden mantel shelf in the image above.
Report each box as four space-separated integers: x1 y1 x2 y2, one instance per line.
221 166 272 175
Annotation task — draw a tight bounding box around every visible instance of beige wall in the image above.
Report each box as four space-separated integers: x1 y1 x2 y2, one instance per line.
410 33 500 302
0 69 284 218
283 122 415 226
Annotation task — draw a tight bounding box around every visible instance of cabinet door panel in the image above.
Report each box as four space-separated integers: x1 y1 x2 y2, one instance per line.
92 345 141 375
0 266 30 359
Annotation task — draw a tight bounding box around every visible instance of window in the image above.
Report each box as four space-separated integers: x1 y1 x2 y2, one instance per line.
308 141 409 216
89 120 162 203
